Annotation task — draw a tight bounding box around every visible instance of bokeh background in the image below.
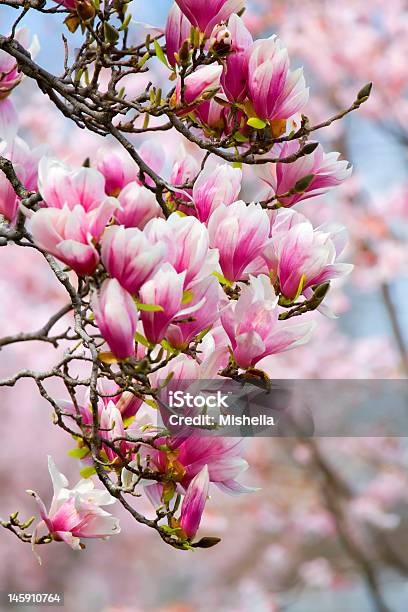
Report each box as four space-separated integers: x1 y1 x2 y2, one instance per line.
1 0 408 610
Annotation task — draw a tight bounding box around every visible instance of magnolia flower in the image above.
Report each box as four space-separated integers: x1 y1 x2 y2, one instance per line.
99 400 127 462
28 456 120 562
137 139 167 188
148 434 255 495
194 99 226 135
169 143 200 204
96 148 139 196
221 274 315 368
144 213 217 286
192 164 242 223
221 14 253 102
0 28 39 140
101 225 165 295
175 0 245 37
265 215 353 301
247 36 309 123
165 3 192 66
0 136 45 222
38 157 109 212
30 200 116 275
208 201 270 281
166 275 221 348
180 465 209 539
173 64 223 110
258 141 352 207
139 263 205 344
115 181 163 229
91 279 139 359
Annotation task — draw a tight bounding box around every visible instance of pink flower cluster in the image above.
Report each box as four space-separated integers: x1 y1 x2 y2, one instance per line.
3 139 351 371
166 4 311 132
0 0 360 551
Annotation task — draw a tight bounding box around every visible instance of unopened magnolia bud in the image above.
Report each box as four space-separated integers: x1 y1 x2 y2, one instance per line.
300 142 319 156
192 537 221 548
178 39 190 64
357 82 373 102
210 25 232 52
76 0 96 22
104 22 119 44
312 282 330 304
0 237 8 247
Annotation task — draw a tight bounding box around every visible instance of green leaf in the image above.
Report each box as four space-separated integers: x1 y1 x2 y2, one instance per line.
247 117 267 130
68 447 89 460
80 466 97 479
136 302 164 312
138 51 150 68
233 132 249 143
134 331 151 348
154 39 170 69
119 14 132 31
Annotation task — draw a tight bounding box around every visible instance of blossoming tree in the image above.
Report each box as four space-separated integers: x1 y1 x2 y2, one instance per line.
0 0 370 558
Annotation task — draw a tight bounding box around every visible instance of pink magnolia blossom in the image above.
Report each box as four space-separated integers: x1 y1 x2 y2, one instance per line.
247 36 309 123
99 401 127 463
169 143 200 205
208 200 270 281
221 274 315 368
0 28 39 140
115 181 163 229
61 381 142 429
150 350 229 401
29 456 120 560
52 0 76 8
165 3 192 66
194 99 226 135
91 279 139 359
192 164 242 223
38 157 109 212
265 213 354 301
0 136 45 222
175 0 245 37
97 379 143 421
137 139 167 188
149 434 255 494
96 148 138 196
139 263 204 344
101 225 165 295
173 64 223 110
144 213 217 286
166 275 221 348
221 14 253 102
180 465 209 539
30 200 116 275
258 141 352 207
